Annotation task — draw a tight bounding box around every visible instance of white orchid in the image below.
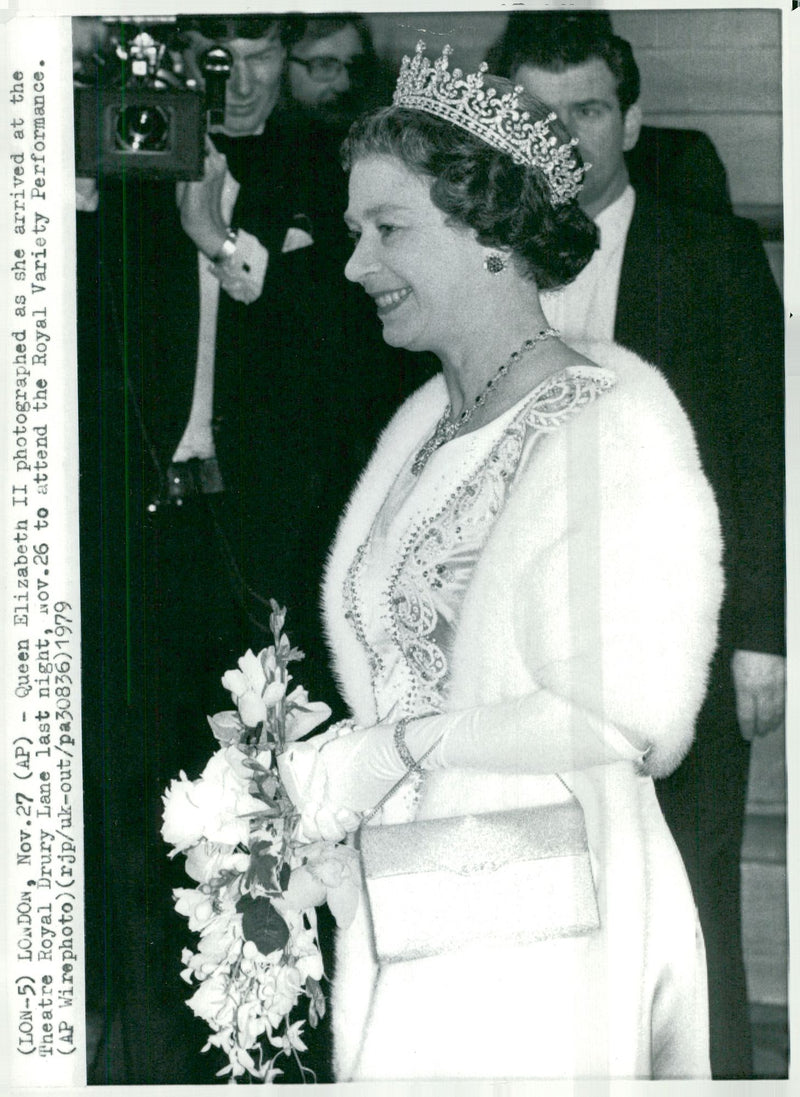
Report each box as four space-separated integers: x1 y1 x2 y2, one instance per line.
222 648 286 728
184 841 250 885
284 842 361 928
173 888 216 932
206 709 242 746
285 685 332 741
186 969 237 1028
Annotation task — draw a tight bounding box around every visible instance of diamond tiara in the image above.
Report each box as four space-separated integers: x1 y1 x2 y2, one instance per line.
393 41 589 206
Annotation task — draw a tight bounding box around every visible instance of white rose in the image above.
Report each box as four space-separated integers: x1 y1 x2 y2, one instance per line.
161 771 205 852
192 749 268 846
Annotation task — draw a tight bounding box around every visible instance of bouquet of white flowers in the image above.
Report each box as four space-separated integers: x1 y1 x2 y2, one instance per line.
161 602 360 1082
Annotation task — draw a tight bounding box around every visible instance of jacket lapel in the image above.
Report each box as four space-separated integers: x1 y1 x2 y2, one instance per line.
614 188 685 369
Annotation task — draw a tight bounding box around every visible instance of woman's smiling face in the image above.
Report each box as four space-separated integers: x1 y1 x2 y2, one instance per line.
344 155 486 356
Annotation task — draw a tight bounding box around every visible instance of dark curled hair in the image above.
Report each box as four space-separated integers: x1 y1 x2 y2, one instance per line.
175 14 305 50
485 13 640 114
341 88 599 291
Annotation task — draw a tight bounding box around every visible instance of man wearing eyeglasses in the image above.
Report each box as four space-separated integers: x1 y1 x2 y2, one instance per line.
287 15 378 126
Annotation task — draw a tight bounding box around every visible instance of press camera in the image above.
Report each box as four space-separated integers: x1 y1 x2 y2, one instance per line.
74 17 231 180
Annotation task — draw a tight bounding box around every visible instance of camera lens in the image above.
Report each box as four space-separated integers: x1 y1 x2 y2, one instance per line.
114 105 170 152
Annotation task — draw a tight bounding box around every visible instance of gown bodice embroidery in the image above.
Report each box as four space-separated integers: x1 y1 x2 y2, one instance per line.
343 367 615 818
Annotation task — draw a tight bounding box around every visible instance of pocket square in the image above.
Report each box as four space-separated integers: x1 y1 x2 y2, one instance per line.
282 227 314 253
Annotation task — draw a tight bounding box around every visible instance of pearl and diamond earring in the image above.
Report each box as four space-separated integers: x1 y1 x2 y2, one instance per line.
483 252 507 275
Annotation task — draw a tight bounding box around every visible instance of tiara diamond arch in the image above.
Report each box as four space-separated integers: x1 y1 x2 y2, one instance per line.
393 41 589 206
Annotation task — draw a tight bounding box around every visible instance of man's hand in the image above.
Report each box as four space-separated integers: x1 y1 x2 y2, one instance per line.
731 649 786 740
175 137 229 259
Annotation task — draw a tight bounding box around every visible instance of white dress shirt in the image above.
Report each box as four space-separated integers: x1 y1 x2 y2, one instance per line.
171 171 267 462
541 185 635 343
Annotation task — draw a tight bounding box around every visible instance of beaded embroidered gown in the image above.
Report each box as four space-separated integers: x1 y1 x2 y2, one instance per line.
325 358 716 1080
343 367 624 822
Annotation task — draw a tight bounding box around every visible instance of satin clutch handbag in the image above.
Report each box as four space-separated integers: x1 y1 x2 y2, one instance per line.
358 800 600 964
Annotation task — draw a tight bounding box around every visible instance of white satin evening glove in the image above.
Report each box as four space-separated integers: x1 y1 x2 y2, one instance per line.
277 724 360 843
278 719 442 842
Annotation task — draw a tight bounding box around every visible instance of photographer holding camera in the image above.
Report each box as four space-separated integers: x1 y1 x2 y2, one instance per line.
77 13 426 1083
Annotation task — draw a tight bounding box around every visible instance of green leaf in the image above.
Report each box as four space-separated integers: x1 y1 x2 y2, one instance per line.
206 710 243 746
237 894 289 955
306 977 326 1027
254 854 278 887
279 861 291 891
246 840 282 892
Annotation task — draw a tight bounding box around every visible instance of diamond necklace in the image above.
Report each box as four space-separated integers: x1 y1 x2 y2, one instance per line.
411 327 560 476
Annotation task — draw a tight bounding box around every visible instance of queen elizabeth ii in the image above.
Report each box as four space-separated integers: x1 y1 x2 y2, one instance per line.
279 43 722 1080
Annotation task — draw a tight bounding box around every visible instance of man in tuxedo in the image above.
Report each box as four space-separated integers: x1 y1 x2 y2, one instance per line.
77 13 425 1083
162 13 415 702
486 11 785 1080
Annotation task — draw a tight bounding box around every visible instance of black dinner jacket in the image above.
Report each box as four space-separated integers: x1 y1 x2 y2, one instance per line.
123 113 354 494
625 126 733 217
614 186 785 656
